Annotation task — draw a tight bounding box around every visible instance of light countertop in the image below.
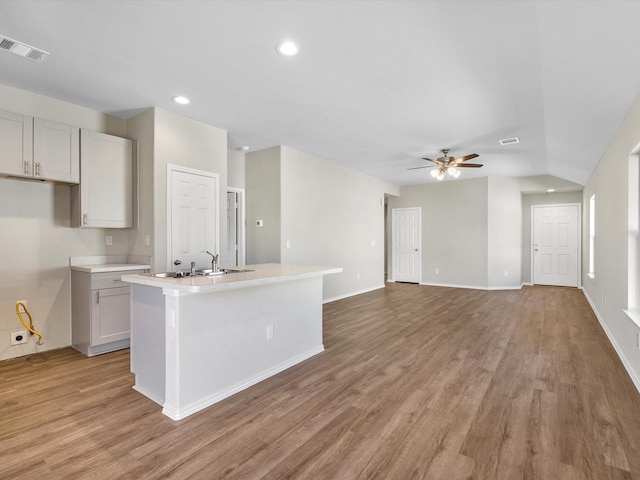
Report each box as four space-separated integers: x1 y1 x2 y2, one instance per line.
69 255 151 273
70 263 151 273
121 263 342 295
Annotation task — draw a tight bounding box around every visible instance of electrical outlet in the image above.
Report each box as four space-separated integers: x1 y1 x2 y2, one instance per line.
266 324 274 340
435 268 439 274
11 331 28 346
106 235 113 245
16 300 27 307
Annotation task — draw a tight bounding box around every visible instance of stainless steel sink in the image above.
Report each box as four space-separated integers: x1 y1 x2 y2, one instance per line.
145 268 253 278
197 268 253 276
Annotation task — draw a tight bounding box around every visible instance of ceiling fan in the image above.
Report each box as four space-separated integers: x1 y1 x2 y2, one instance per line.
408 149 482 180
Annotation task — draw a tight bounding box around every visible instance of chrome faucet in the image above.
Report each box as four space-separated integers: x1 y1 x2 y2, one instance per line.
190 261 196 276
206 251 219 272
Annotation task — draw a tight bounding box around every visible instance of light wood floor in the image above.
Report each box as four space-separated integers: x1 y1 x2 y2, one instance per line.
2 283 640 479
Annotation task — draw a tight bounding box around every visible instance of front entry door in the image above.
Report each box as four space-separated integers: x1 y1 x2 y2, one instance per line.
168 166 219 271
532 204 579 287
392 207 421 283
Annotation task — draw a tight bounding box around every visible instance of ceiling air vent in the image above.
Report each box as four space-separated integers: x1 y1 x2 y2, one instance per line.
0 34 49 62
499 137 520 146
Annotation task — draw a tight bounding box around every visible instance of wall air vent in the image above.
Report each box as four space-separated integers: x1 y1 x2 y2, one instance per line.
0 34 49 62
499 137 520 146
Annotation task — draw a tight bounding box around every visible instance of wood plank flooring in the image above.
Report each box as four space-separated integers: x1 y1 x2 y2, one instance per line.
2 284 640 479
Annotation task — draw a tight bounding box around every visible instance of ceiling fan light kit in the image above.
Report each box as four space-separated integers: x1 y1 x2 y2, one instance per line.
409 149 482 180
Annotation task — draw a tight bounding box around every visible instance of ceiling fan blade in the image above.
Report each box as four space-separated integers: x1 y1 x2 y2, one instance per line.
456 163 483 168
422 157 442 164
454 153 479 163
407 166 430 170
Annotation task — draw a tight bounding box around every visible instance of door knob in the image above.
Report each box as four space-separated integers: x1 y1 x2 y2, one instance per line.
174 259 182 265
414 249 418 252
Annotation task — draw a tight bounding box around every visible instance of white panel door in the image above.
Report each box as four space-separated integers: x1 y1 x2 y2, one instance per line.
169 168 218 271
533 204 579 287
392 207 421 283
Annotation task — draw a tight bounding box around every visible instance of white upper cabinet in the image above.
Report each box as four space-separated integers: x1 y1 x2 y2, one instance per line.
71 130 135 228
33 118 80 183
0 109 33 177
0 109 79 183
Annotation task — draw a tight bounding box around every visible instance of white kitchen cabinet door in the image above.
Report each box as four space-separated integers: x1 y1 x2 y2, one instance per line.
0 109 33 177
72 129 135 228
33 118 80 183
91 286 131 346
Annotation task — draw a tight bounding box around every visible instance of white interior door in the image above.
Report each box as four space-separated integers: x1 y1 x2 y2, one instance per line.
532 204 579 287
392 207 421 283
168 166 219 271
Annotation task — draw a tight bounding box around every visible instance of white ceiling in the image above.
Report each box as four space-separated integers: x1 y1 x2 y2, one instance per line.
1 0 640 187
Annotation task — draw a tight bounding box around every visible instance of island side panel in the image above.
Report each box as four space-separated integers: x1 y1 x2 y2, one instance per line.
162 275 323 420
130 284 167 405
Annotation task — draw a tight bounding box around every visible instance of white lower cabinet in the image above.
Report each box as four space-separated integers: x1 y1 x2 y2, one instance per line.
72 269 147 356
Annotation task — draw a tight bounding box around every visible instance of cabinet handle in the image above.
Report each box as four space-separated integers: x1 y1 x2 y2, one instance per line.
35 162 41 176
24 161 29 175
83 213 88 226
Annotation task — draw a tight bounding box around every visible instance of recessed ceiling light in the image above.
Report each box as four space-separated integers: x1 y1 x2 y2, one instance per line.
172 96 190 105
546 189 556 193
276 41 299 56
239 146 251 152
499 137 520 146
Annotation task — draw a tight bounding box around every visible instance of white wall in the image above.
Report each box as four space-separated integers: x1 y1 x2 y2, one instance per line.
582 92 640 391
0 84 128 361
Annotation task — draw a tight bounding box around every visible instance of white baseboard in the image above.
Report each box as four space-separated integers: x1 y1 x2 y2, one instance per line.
419 281 522 291
324 284 385 304
581 288 640 395
162 345 325 420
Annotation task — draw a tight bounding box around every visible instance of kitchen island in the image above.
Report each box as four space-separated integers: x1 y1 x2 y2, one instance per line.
121 263 341 420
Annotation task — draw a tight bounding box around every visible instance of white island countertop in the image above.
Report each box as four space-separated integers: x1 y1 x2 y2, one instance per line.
121 263 342 295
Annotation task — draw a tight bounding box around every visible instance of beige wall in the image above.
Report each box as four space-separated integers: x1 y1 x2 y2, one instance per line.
487 177 522 288
390 178 491 288
246 145 399 300
582 92 640 391
151 108 228 270
246 146 282 264
227 149 246 189
0 84 128 361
